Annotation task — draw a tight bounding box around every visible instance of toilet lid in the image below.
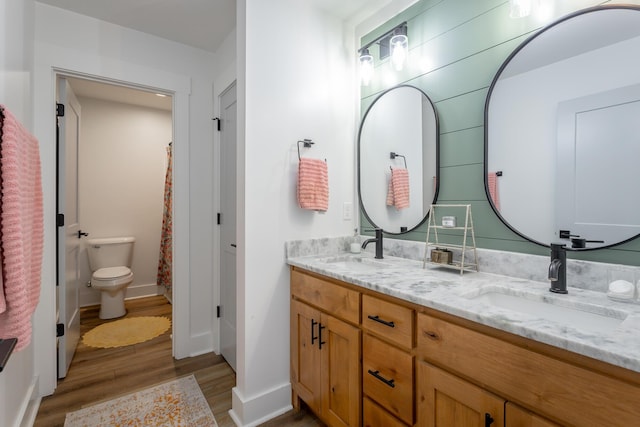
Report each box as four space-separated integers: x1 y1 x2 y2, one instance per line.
93 266 131 280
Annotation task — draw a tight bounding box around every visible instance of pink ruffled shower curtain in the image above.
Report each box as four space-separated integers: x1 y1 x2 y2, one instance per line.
157 144 172 296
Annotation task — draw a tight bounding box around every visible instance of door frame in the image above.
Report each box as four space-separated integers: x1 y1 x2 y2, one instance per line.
218 81 237 370
213 66 237 356
35 64 192 396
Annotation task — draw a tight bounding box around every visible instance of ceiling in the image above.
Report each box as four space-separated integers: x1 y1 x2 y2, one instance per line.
66 77 173 111
36 0 377 54
39 0 384 109
36 0 236 53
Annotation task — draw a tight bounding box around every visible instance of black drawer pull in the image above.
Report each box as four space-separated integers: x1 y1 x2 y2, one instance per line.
318 323 326 350
367 315 395 328
485 413 494 427
311 319 318 345
367 369 395 388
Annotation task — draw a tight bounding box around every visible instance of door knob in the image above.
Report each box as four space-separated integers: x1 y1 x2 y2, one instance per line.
77 230 89 238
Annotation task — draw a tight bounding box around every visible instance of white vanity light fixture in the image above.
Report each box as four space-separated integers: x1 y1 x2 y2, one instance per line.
359 48 374 86
358 22 409 86
390 25 409 71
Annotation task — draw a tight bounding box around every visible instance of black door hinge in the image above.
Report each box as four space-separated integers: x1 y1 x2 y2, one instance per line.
57 213 64 227
56 103 65 117
212 117 221 131
217 305 221 318
217 213 221 225
56 323 65 337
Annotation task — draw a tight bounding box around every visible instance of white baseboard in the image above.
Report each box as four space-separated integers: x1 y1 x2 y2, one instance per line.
17 377 39 427
80 283 162 307
229 383 292 427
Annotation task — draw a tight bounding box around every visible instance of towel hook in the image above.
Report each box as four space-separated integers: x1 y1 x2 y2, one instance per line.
390 152 407 169
297 139 314 160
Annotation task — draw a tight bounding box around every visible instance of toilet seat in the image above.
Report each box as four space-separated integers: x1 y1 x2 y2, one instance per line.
92 266 133 288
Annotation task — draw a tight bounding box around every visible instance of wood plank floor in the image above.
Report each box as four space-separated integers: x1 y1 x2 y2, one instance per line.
34 295 322 427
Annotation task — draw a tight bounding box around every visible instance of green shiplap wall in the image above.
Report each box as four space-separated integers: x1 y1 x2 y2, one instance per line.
359 0 640 265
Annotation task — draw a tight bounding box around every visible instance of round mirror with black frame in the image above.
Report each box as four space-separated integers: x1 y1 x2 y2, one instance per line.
485 5 640 250
358 85 439 234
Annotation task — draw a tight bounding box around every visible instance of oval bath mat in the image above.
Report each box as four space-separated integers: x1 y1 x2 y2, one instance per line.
82 316 171 348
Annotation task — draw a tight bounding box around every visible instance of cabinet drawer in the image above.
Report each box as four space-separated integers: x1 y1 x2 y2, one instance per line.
363 334 413 425
416 313 640 427
291 269 359 324
363 396 407 427
362 294 413 349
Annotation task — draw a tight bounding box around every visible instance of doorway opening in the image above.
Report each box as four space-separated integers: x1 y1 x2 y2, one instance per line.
55 74 174 378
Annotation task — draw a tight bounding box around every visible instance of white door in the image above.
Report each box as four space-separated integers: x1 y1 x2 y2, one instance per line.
56 78 83 378
556 85 640 246
219 82 237 371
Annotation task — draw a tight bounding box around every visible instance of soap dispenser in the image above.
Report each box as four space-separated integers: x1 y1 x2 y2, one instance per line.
350 228 361 254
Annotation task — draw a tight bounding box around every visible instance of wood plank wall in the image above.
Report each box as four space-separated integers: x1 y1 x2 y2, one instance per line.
359 0 640 265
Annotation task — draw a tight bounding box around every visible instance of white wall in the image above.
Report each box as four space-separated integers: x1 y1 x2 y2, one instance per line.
231 0 358 424
77 97 172 306
0 2 41 427
31 3 217 397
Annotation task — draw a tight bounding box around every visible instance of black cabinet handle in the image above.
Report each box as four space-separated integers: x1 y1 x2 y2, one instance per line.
485 413 494 427
77 230 89 239
311 319 318 345
318 323 326 349
367 315 395 328
367 369 395 388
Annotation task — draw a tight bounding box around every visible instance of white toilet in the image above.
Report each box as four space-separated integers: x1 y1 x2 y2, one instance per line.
86 236 135 319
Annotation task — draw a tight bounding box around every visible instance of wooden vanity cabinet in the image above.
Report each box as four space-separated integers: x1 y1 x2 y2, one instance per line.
291 266 640 427
416 311 640 426
291 269 361 427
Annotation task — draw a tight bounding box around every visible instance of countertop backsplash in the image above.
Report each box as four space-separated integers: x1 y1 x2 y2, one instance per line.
285 235 640 295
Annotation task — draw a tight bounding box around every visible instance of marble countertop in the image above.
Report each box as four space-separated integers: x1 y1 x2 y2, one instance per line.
287 251 640 374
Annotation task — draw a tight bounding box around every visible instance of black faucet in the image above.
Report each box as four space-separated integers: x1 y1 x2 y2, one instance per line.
361 228 384 259
548 243 567 294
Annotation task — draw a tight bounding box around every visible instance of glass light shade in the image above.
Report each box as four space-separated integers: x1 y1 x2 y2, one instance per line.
390 34 408 71
360 50 374 86
510 0 532 18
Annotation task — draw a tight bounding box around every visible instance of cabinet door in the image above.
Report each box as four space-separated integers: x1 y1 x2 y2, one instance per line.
321 313 361 427
291 299 322 413
364 397 408 427
505 403 561 427
417 361 504 427
363 334 414 425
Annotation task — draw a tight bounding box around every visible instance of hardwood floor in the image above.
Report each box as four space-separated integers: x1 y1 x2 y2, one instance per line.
34 295 321 427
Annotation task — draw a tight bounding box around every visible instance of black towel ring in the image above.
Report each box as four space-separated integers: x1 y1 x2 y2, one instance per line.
390 151 407 169
297 139 314 160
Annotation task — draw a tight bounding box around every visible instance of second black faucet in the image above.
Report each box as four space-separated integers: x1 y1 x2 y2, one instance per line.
361 228 384 259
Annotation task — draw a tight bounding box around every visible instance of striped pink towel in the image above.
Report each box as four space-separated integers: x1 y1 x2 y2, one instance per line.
0 106 44 351
297 158 329 211
488 172 500 211
386 167 410 210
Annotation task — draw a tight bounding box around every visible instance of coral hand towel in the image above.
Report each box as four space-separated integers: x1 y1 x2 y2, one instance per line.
0 106 44 351
488 172 500 211
386 167 410 210
298 158 329 211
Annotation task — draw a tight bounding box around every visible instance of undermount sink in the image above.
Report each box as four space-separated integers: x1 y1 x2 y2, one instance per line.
467 288 627 335
319 255 393 272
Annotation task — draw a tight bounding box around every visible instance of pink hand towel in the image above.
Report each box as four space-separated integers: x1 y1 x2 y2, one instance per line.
297 158 329 211
488 172 500 211
386 167 410 210
0 106 44 351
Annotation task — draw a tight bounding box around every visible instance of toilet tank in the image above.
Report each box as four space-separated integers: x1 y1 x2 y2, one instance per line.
86 236 135 270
